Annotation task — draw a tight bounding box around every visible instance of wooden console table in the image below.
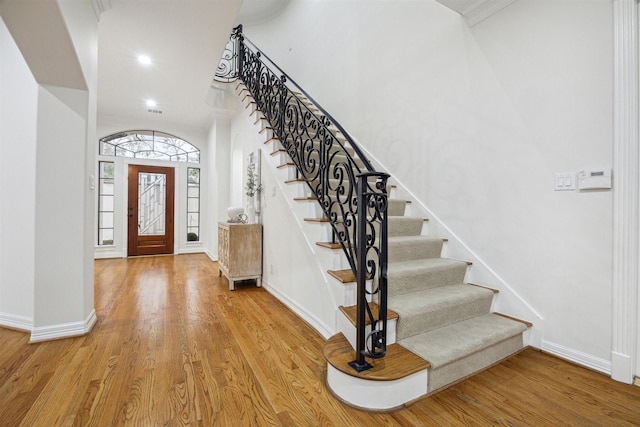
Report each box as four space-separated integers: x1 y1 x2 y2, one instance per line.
218 223 262 290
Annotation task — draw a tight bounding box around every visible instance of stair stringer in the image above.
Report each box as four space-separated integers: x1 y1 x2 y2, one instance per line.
230 83 356 339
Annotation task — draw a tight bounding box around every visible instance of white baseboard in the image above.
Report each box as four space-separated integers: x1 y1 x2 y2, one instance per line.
179 245 205 255
263 280 334 340
541 339 611 375
94 249 124 259
205 249 217 262
0 312 33 332
30 309 97 343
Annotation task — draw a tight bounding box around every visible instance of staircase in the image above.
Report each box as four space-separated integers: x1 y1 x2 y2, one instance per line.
231 79 531 410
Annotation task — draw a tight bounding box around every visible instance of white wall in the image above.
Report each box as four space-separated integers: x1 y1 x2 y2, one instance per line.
33 85 90 331
0 17 38 330
57 0 100 326
0 1 99 339
243 0 616 372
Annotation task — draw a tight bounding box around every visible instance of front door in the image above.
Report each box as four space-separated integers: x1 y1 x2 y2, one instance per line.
127 165 175 256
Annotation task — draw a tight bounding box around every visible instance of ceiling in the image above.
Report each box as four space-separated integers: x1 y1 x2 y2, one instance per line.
97 0 289 133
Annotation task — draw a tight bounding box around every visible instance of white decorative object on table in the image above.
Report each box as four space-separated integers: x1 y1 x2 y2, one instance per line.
227 207 245 223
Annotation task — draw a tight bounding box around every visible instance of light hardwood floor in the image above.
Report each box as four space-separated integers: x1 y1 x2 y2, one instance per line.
1 254 639 426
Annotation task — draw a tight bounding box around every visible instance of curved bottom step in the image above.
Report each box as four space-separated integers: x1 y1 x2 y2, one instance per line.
398 313 528 392
323 333 430 410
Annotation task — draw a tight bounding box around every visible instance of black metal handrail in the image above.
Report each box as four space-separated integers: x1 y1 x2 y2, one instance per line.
216 25 389 372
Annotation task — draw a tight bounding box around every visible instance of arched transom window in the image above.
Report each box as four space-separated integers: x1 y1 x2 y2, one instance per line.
99 130 200 163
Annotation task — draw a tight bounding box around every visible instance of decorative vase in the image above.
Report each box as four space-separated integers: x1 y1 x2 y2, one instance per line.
247 197 256 224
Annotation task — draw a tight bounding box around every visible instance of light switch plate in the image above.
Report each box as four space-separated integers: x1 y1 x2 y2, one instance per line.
554 172 576 191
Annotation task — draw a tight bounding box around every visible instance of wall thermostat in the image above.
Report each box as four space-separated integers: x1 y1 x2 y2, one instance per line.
578 169 612 190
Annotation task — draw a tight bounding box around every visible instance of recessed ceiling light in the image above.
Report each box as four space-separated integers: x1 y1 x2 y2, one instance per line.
137 54 152 66
145 99 157 107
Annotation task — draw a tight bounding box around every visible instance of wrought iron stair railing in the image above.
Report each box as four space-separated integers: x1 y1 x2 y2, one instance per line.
216 25 389 372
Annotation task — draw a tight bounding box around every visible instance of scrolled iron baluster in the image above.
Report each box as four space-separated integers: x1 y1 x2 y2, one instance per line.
227 25 389 373
214 25 243 82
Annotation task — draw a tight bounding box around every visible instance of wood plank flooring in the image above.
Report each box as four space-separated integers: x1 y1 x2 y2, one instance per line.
0 254 639 426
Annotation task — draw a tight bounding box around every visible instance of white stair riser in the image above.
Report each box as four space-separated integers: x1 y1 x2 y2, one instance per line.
427 334 523 392
326 365 428 411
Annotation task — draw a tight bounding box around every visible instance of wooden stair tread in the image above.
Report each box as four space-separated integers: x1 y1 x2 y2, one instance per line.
328 269 355 283
468 283 499 294
495 312 533 328
316 241 349 249
304 217 329 223
324 333 430 381
295 196 316 201
339 303 399 327
253 116 268 125
285 178 305 184
277 162 295 169
270 148 286 156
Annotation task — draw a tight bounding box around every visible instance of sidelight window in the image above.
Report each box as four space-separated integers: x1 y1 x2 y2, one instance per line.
187 168 200 242
98 161 115 245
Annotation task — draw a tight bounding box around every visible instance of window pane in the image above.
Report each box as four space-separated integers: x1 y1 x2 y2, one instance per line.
99 195 114 211
187 227 199 241
187 213 199 227
100 162 114 178
138 172 166 235
100 141 115 156
99 130 200 163
187 186 199 198
99 212 114 228
99 179 114 195
188 168 200 184
99 229 114 245
115 146 134 157
187 198 199 212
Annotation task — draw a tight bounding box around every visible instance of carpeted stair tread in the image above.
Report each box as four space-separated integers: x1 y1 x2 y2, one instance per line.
388 235 444 262
388 199 408 216
389 284 495 340
398 313 528 369
388 258 469 295
389 216 425 237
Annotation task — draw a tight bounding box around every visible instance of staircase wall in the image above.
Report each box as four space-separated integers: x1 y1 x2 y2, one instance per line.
242 0 616 374
225 95 337 339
